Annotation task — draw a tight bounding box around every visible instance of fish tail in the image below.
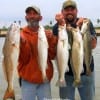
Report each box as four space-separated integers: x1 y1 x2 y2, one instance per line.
56 79 66 87
73 79 81 87
3 89 15 100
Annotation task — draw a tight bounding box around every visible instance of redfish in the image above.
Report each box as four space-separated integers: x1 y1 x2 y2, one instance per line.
2 23 20 100
81 19 92 75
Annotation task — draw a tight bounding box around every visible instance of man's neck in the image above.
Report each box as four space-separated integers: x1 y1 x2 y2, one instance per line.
66 18 78 28
28 26 39 32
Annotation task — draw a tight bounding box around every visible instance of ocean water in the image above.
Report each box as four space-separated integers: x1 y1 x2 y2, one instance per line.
93 36 100 71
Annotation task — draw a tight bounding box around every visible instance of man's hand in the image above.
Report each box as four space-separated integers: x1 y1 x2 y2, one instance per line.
76 17 84 28
55 13 65 26
91 36 97 49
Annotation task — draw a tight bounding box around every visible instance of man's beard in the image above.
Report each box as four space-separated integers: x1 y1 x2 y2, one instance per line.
65 15 75 23
27 20 39 28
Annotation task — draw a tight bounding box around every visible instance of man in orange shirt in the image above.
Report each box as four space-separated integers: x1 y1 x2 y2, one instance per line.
18 5 57 100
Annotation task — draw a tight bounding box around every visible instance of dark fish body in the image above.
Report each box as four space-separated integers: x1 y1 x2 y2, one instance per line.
81 19 92 75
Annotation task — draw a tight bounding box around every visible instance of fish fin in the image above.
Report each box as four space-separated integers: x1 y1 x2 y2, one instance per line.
73 79 81 87
42 76 49 83
2 59 7 81
3 89 15 100
15 67 19 78
68 43 71 50
42 71 49 83
86 68 91 76
81 66 84 73
82 68 84 73
45 41 49 48
56 79 66 87
65 66 69 72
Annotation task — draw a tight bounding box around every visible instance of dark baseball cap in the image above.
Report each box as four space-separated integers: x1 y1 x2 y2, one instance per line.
62 0 77 9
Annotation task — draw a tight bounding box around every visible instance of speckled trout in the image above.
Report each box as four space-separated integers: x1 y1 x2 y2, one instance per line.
81 19 92 75
71 27 84 87
38 25 49 82
2 23 20 100
56 25 70 87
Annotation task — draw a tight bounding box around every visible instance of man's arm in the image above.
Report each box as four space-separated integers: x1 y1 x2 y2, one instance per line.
89 21 97 49
77 18 97 49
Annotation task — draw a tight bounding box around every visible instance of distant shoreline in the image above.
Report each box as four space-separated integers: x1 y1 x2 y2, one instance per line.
96 33 100 36
0 34 6 37
0 30 100 37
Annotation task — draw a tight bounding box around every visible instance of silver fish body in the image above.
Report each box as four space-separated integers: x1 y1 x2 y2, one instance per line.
81 19 92 75
38 26 48 82
56 25 69 87
2 23 20 99
71 27 84 87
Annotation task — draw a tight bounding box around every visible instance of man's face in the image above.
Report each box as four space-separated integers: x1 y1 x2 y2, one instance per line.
25 9 42 27
62 7 77 23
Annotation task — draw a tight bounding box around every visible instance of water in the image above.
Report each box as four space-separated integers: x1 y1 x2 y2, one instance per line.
0 37 100 99
93 37 100 71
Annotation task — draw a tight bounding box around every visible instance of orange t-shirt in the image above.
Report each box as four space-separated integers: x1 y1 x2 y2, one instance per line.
17 26 57 84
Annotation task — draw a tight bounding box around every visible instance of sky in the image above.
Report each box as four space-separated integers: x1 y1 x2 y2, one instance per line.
0 0 100 28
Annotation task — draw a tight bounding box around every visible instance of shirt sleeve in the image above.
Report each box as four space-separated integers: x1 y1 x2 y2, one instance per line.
52 23 59 36
46 30 58 60
89 21 97 39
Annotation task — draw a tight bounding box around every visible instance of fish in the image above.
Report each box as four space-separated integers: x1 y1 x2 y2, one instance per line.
71 27 84 87
2 22 20 100
38 25 49 82
81 19 92 75
56 25 70 87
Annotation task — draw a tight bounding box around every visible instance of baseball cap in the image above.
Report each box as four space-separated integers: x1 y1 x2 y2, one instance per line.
25 5 41 15
62 0 77 9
